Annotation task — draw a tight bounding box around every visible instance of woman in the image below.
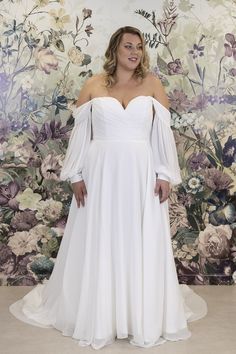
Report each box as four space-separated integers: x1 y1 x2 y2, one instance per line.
9 26 207 350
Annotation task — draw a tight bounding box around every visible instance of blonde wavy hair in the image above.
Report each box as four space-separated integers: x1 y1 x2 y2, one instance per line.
103 26 150 87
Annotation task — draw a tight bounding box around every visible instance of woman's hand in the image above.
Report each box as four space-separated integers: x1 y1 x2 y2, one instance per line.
154 179 170 203
71 180 87 208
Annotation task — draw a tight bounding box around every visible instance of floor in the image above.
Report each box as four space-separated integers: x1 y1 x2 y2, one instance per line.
1 285 236 354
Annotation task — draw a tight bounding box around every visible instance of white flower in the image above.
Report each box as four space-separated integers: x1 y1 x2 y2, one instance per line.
8 231 40 256
36 198 63 223
16 188 42 210
29 224 52 242
21 75 33 91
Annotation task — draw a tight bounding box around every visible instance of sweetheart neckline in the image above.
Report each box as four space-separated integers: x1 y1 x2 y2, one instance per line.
91 95 151 111
72 95 170 117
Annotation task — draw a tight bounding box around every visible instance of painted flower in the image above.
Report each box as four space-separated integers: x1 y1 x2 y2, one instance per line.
31 119 70 146
10 210 38 231
224 33 236 60
191 94 208 111
36 198 63 223
85 24 94 37
222 136 236 167
49 8 70 29
187 152 212 171
36 0 50 6
168 89 190 112
28 255 55 280
34 47 58 74
183 173 205 194
21 75 33 92
16 188 42 211
198 224 232 259
168 192 189 237
0 181 20 210
200 168 233 191
40 153 63 180
176 259 205 285
0 243 13 266
167 59 188 75
68 47 85 65
189 43 204 59
0 119 10 143
177 192 194 207
83 8 92 19
229 68 236 76
157 14 177 37
29 224 53 244
8 231 40 256
209 204 236 226
7 139 35 164
193 115 207 133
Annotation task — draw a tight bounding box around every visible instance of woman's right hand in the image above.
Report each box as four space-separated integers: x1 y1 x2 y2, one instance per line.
71 180 87 208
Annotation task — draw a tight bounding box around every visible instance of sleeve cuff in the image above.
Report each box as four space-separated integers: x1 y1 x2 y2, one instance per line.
156 173 170 182
69 173 83 183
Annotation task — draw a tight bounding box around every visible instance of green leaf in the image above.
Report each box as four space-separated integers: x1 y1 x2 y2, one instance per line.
208 128 223 161
156 55 169 75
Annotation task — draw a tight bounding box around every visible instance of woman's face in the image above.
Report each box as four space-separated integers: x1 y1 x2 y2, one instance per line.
116 32 143 71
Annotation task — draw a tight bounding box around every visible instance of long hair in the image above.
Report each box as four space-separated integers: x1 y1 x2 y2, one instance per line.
103 26 150 87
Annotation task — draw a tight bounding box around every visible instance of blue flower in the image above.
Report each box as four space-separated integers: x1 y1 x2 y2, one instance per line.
222 136 236 167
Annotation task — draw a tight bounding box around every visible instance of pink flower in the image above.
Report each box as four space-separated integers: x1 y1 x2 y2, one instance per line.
82 8 92 20
34 47 58 74
224 33 236 60
167 59 188 75
198 224 232 259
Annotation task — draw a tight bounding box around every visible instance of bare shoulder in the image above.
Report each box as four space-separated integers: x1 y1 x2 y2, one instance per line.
145 72 170 109
75 74 105 107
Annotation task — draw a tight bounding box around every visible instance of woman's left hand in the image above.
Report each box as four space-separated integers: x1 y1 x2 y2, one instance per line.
154 179 170 203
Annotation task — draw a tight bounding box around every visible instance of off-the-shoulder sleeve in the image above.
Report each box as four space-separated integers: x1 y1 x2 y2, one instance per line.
150 98 182 186
60 101 92 183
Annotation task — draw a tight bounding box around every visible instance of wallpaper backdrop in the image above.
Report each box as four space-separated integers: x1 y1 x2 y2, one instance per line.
1 0 236 286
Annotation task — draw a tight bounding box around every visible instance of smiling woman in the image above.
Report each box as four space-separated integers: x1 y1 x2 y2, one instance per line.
9 26 207 350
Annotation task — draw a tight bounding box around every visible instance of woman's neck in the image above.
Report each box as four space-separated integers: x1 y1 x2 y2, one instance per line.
113 67 136 86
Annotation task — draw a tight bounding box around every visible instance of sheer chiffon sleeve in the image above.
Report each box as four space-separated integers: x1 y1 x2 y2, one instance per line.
150 98 182 186
60 101 92 183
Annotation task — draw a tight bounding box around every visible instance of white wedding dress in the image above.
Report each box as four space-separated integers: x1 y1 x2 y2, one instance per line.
9 96 207 350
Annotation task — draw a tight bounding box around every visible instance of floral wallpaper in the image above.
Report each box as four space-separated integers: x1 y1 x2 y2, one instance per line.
0 0 236 286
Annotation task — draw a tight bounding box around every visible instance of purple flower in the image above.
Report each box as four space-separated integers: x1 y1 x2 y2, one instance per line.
191 94 208 111
10 210 38 231
82 8 92 20
85 24 94 37
168 89 190 112
229 68 236 76
201 168 233 191
176 259 205 285
187 152 212 171
222 136 236 167
31 119 71 146
0 244 13 266
224 33 236 60
189 43 204 59
167 59 188 75
0 119 10 143
207 95 219 105
0 181 20 210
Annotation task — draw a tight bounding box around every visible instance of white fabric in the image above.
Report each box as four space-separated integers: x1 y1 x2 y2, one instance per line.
9 96 207 350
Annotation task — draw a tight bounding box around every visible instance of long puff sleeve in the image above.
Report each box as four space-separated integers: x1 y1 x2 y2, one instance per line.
150 98 182 186
60 101 92 183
